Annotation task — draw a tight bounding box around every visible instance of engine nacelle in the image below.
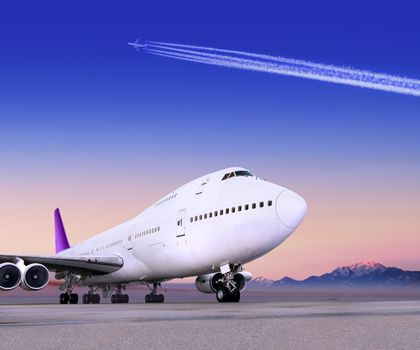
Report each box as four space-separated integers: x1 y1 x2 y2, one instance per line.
195 273 224 293
232 271 253 292
195 271 253 294
0 263 22 291
21 263 50 291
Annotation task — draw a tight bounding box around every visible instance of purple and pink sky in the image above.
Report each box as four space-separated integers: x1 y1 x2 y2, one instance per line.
1 1 419 280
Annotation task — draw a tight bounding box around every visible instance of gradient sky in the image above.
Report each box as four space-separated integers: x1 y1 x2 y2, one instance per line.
1 1 419 280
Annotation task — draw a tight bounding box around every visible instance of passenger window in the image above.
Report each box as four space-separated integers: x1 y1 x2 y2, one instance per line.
225 208 229 214
190 217 193 222
220 210 224 216
252 203 256 209
268 200 272 206
260 202 264 208
204 213 208 219
238 206 242 212
214 211 218 217
209 212 213 218
232 207 236 213
195 216 198 221
245 204 249 210
199 215 203 220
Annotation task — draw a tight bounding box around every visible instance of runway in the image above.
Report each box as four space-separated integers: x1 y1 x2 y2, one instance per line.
1 292 420 350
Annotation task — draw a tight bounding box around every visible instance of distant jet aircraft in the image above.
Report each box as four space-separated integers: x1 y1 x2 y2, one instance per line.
128 38 147 50
0 167 307 304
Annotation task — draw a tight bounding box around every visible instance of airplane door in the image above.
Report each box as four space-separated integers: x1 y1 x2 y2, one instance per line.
195 177 209 195
125 234 134 251
176 209 187 246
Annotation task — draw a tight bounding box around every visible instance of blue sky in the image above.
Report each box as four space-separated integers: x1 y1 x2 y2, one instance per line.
1 1 419 276
1 1 419 165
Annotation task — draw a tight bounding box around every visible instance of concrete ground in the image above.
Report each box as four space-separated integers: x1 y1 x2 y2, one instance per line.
1 293 420 350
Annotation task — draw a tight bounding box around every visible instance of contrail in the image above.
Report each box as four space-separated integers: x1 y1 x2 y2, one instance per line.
129 40 420 97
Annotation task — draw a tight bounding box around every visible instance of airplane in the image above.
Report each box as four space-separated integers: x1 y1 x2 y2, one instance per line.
0 167 307 304
128 38 147 51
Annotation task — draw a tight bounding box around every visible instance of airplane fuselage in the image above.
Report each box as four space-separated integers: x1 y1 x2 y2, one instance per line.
60 167 307 286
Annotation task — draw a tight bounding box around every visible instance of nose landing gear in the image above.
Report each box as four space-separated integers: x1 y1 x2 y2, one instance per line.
216 286 240 302
215 265 242 303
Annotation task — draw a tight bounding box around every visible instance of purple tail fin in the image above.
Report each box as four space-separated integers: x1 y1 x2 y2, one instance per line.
54 208 70 254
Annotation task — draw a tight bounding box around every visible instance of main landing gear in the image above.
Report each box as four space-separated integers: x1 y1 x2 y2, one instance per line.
59 274 79 304
59 292 79 304
82 286 100 304
111 285 129 304
145 283 164 303
215 265 241 303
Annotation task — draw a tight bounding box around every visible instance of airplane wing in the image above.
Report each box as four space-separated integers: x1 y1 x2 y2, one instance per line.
0 254 124 275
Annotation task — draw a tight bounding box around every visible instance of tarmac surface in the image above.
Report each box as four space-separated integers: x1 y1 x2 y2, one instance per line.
1 287 420 350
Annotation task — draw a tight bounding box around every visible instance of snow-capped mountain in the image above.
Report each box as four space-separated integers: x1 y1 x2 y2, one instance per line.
248 276 274 287
250 260 420 288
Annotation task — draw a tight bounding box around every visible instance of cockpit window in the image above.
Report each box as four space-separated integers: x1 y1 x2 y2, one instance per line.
221 170 253 181
235 170 253 177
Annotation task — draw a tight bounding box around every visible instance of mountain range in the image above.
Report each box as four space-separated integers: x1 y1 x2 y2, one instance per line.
249 260 420 288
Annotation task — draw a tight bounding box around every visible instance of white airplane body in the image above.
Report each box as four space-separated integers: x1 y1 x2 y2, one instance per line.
1 167 307 303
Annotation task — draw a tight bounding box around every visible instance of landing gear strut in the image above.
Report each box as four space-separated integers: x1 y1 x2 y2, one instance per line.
82 286 100 304
111 285 129 304
215 265 241 303
145 283 164 303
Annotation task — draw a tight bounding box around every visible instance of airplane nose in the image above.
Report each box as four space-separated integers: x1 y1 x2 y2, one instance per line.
276 190 308 228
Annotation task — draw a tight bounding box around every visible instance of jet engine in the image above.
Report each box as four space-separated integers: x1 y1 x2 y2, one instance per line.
232 271 253 292
21 263 50 291
195 272 224 293
195 271 253 293
0 262 22 290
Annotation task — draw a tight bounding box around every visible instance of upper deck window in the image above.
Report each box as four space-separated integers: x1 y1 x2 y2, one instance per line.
221 170 253 181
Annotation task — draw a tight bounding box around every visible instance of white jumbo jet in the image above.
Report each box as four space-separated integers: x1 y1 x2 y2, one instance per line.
0 167 307 304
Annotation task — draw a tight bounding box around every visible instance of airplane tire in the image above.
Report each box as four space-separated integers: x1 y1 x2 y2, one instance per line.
93 294 100 304
145 294 163 303
69 293 78 304
232 290 240 303
59 293 69 304
216 287 229 302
